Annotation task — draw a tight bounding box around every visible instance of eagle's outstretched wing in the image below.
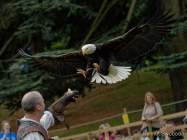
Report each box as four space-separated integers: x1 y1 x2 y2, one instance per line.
96 5 174 65
19 49 87 76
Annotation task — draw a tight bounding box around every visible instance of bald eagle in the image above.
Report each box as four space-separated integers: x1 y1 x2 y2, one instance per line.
19 6 174 85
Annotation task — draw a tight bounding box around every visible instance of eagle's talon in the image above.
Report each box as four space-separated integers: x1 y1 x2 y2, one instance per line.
93 63 100 72
77 69 87 78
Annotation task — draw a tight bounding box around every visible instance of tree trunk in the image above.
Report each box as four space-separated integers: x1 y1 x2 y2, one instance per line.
164 0 187 111
82 0 121 45
31 34 44 53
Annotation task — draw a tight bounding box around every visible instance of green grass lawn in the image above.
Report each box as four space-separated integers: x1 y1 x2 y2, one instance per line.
49 70 175 137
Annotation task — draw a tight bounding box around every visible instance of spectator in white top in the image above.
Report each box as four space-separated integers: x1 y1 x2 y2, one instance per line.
141 92 163 140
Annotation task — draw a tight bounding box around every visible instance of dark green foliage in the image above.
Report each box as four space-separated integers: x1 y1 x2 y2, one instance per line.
0 59 44 110
13 0 96 41
0 49 89 110
0 0 97 59
142 18 187 72
0 0 186 111
0 0 135 110
143 49 187 72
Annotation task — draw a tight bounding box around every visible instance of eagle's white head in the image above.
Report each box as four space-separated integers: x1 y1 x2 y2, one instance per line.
81 44 96 56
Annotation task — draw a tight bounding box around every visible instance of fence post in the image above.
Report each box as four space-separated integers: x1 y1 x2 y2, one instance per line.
87 133 91 140
104 129 110 140
148 122 153 140
122 108 131 136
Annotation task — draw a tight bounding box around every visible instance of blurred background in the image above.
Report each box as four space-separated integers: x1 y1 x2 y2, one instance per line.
0 0 187 138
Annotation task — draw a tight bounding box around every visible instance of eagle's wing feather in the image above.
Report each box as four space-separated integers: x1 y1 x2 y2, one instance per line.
96 6 174 65
19 49 87 76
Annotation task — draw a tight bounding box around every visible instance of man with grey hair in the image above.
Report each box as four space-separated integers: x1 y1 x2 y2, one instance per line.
17 91 54 140
17 89 79 140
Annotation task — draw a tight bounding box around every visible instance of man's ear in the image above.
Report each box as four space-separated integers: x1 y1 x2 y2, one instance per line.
36 104 42 111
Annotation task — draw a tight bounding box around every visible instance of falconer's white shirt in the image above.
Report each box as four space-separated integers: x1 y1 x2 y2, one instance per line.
22 111 55 140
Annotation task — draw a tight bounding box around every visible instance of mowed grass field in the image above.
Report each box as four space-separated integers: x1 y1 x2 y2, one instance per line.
48 71 174 137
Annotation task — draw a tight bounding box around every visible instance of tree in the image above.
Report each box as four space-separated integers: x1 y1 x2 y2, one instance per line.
0 0 131 110
163 0 187 110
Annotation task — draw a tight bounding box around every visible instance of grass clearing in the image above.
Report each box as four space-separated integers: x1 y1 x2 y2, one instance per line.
49 71 174 137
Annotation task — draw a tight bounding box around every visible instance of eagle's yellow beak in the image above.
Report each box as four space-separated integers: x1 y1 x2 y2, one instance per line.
82 50 85 56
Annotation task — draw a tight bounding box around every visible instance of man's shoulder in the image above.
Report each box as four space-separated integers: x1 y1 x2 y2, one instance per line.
20 117 41 125
17 118 48 140
18 118 44 129
23 132 44 140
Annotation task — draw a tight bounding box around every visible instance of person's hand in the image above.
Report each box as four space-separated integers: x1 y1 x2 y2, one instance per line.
142 118 148 122
4 127 10 134
147 117 154 121
183 116 187 123
141 117 147 121
62 89 79 104
4 129 9 134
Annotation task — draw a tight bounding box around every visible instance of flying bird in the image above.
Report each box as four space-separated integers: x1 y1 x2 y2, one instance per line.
19 4 174 85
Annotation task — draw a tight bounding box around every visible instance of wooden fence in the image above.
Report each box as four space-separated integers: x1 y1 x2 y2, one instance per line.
59 111 187 140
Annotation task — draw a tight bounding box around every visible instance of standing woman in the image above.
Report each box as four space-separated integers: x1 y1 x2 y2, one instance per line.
141 92 163 140
0 120 16 140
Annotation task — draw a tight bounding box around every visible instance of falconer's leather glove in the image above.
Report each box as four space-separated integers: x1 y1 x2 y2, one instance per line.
48 88 79 122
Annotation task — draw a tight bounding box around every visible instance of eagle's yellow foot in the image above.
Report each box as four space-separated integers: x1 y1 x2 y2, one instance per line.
93 63 100 72
77 69 87 78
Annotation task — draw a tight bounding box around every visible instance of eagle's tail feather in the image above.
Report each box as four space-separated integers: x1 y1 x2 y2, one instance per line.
91 65 131 84
91 71 107 84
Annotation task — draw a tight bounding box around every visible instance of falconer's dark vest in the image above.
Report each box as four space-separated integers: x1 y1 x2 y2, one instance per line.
17 120 48 140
